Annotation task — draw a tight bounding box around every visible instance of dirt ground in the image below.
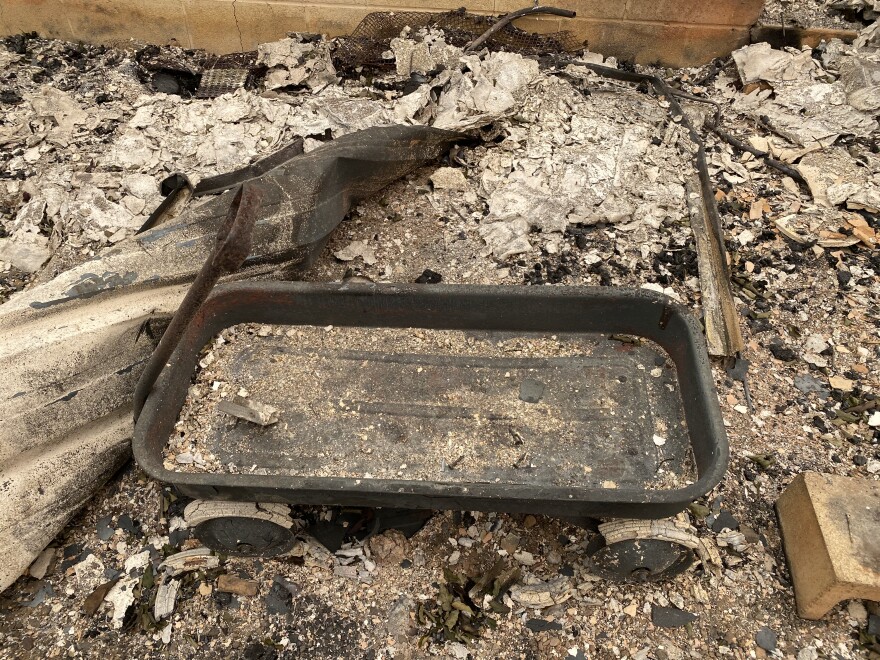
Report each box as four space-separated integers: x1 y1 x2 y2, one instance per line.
1 1 879 659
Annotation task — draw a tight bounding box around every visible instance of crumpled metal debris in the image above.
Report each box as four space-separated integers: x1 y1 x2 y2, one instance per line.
731 42 877 149
839 54 880 111
257 38 338 91
0 125 465 593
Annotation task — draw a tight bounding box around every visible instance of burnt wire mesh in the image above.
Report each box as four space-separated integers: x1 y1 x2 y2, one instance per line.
334 9 583 70
196 68 250 98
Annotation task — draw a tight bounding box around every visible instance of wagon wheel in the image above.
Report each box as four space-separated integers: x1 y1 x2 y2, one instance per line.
184 500 296 557
585 519 720 582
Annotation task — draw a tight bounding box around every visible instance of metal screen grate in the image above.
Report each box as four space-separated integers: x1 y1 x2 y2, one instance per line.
196 68 250 98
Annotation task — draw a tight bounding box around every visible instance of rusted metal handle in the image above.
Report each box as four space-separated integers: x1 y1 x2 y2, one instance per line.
133 183 262 421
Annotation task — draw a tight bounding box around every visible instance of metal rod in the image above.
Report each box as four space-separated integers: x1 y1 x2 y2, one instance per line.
465 5 577 52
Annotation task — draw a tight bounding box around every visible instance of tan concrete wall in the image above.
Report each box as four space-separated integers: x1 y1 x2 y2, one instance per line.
0 0 764 66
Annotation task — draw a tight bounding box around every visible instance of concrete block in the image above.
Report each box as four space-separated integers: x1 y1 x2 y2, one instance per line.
776 471 880 620
63 0 188 48
0 0 766 65
234 0 308 52
302 4 376 38
182 0 241 54
571 20 751 67
626 0 765 26
0 0 72 41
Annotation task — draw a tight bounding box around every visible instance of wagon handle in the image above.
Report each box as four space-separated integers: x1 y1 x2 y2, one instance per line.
133 183 262 421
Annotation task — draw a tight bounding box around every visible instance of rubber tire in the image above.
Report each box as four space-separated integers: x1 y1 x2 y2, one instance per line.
585 536 695 582
194 516 296 557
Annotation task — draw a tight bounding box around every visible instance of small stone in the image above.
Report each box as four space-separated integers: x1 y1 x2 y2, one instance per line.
794 374 830 398
847 600 868 624
28 548 55 580
333 240 377 266
430 166 468 191
854 455 868 466
500 533 520 555
868 411 880 427
513 551 535 565
367 529 410 565
525 618 563 632
523 515 537 529
868 613 880 636
688 502 710 518
740 524 761 545
804 334 828 354
519 379 545 404
198 582 213 596
623 602 638 617
755 626 777 651
651 606 698 628
74 554 106 591
386 596 415 639
711 510 740 533
414 268 442 284
829 376 855 392
217 396 280 426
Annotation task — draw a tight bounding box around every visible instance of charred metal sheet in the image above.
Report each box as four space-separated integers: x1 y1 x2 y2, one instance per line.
0 125 466 592
192 138 305 197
